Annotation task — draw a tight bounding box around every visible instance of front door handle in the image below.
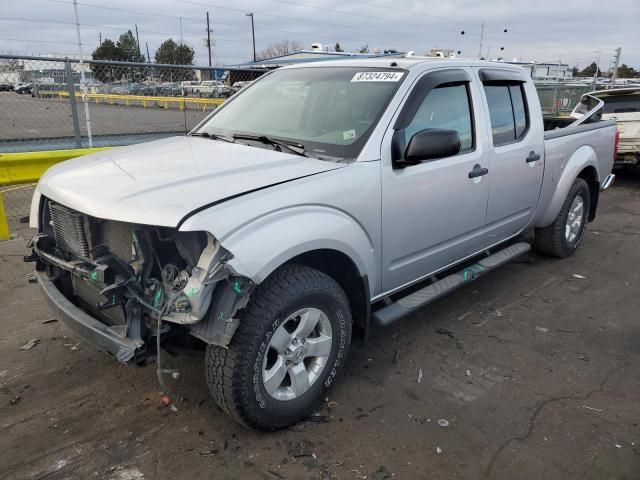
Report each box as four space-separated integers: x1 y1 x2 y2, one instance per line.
526 151 541 163
468 164 489 179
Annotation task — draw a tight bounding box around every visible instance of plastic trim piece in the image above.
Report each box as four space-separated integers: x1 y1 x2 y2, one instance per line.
479 69 526 83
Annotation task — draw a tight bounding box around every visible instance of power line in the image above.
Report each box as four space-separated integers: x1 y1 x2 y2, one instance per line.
272 0 459 35
0 17 259 46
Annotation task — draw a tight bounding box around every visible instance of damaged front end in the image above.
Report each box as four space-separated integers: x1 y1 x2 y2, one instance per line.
27 197 253 364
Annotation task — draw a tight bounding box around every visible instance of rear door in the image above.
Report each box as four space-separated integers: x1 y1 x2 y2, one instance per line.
476 69 544 239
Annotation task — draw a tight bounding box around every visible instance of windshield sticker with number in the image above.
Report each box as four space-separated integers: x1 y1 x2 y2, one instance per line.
351 72 404 82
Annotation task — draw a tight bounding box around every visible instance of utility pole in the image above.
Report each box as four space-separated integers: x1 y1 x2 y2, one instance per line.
478 22 485 59
135 24 141 58
246 13 256 62
609 47 622 89
206 12 212 67
145 41 151 62
99 32 102 45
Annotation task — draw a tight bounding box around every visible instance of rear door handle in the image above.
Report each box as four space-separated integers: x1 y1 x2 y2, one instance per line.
526 151 541 163
468 164 489 179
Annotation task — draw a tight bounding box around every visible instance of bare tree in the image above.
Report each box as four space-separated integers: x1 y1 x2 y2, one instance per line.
256 39 302 60
0 56 23 72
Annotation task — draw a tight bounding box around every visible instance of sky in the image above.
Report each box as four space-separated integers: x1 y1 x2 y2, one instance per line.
1 0 639 70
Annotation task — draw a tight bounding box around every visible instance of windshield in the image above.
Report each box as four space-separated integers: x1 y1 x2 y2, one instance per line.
195 66 406 161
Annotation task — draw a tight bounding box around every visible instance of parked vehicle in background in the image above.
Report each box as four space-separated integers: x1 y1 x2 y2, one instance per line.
0 82 13 91
195 80 232 98
572 88 640 167
231 80 253 93
15 82 33 94
28 58 617 431
181 80 200 96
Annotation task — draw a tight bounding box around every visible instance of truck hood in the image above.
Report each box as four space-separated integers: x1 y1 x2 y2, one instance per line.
37 136 345 227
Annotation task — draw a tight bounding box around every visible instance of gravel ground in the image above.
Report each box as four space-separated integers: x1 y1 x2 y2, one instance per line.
0 171 639 480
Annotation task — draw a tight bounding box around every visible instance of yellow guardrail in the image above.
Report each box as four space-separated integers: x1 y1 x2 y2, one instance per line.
0 147 110 240
39 90 226 111
0 148 111 186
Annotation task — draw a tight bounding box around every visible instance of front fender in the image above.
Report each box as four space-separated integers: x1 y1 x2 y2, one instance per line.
208 205 377 294
534 145 600 228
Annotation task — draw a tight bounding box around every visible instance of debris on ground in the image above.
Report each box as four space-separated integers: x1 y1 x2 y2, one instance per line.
197 448 218 456
417 368 423 384
437 419 449 427
435 327 455 338
535 326 550 333
308 412 329 423
436 447 442 454
465 369 471 376
372 465 393 480
42 318 58 324
393 350 400 364
327 401 338 409
20 339 39 350
9 394 21 406
582 405 603 412
267 469 286 479
64 343 81 351
288 439 314 458
572 274 587 279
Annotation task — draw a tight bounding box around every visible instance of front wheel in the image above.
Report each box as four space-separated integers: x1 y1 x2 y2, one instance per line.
535 177 591 258
205 264 352 431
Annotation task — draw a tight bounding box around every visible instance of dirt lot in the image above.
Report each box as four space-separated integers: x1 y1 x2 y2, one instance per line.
1 172 639 480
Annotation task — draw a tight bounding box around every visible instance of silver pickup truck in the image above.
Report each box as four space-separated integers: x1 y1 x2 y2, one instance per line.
27 58 616 430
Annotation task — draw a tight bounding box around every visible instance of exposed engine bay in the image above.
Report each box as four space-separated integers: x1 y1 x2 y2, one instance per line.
27 197 253 363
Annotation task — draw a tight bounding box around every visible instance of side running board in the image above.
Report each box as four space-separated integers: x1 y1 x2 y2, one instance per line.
372 242 531 327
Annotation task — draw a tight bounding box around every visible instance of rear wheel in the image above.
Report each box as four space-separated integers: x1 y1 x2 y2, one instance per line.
535 177 590 258
205 264 352 430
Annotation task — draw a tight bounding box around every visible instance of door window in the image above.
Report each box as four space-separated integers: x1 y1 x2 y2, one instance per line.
404 83 475 154
484 83 529 146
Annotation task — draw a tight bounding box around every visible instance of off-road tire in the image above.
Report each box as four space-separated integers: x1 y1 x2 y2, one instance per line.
205 264 352 431
535 177 590 258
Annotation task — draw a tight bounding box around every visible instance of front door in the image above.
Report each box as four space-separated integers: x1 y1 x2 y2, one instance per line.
380 68 492 292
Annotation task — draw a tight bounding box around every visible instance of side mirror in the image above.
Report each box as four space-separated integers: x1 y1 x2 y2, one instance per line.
393 128 461 167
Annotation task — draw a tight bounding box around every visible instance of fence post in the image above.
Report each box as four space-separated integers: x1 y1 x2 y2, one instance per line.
65 59 82 148
0 192 9 241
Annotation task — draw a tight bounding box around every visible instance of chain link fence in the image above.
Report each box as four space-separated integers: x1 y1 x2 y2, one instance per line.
0 55 266 238
0 54 267 152
535 81 592 116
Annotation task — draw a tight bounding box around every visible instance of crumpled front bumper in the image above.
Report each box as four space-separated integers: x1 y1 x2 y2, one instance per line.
36 271 144 363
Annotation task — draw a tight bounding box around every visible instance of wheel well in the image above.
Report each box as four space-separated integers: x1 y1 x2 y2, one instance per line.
578 166 599 221
288 249 370 336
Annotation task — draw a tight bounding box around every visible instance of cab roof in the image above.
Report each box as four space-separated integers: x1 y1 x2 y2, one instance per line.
283 57 526 73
